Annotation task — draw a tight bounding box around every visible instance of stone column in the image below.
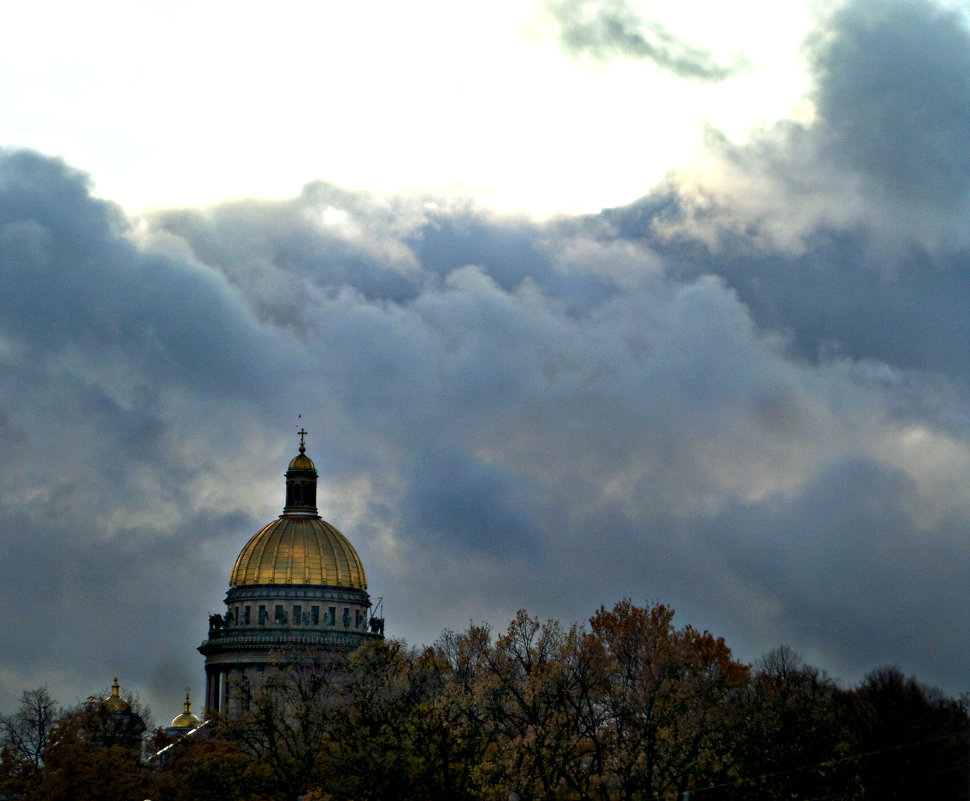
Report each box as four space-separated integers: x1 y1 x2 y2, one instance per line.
204 665 220 715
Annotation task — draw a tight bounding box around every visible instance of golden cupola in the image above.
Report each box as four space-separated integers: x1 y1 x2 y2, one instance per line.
170 688 202 730
103 670 130 713
199 429 382 717
229 438 368 589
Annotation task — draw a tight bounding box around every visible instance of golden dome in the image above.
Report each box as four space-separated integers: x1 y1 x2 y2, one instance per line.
288 449 316 471
103 670 130 713
171 689 202 729
231 515 368 589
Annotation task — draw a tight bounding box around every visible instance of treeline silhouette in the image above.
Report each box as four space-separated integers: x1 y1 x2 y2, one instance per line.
2 601 967 801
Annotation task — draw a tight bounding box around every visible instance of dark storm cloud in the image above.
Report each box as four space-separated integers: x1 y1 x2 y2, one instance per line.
696 459 968 691
605 0 970 382
749 0 961 246
401 447 544 556
609 222 970 382
150 183 426 326
0 149 299 717
0 500 254 712
0 150 284 395
810 0 970 208
1 140 966 721
407 212 616 313
546 0 748 81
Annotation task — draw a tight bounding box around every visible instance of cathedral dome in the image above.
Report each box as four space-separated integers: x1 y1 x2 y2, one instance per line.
170 689 202 730
200 431 383 717
230 515 368 588
229 435 367 589
103 671 130 713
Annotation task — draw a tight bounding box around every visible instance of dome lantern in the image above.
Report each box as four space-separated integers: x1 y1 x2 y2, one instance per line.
282 428 318 515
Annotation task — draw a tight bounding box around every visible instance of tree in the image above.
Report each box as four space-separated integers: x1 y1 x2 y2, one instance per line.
847 666 969 800
726 646 856 800
0 687 57 768
150 724 267 801
463 610 609 801
406 642 489 801
317 638 488 801
326 639 425 801
589 600 749 800
0 687 58 797
22 702 153 801
221 647 351 801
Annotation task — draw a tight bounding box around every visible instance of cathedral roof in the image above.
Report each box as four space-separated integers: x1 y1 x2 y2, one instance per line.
229 436 368 589
230 515 368 588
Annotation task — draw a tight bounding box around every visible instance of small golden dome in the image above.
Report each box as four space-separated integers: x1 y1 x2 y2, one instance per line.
170 689 202 729
288 436 316 471
288 450 316 471
103 670 130 713
231 516 367 589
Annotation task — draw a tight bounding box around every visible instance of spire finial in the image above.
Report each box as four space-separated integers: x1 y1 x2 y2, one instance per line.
111 670 120 697
184 688 192 714
297 415 307 453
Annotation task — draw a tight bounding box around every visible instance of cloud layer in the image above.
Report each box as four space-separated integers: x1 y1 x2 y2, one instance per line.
0 0 966 721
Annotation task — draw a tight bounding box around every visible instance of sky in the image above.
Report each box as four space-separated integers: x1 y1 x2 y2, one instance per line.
0 0 967 726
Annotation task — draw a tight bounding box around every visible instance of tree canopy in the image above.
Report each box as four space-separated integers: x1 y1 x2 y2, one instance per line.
2 601 967 801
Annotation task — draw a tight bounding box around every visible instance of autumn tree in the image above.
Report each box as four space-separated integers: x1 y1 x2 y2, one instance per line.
461 610 609 801
317 637 493 801
589 600 749 801
150 724 267 801
0 687 57 768
19 700 153 801
435 625 503 801
326 639 428 801
406 642 491 801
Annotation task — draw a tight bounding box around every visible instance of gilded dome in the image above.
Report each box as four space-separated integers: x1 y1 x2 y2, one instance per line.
103 671 130 713
230 438 368 589
231 515 368 588
171 689 202 729
288 446 316 471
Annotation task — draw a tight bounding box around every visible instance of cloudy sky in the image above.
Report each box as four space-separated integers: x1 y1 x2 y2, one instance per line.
0 0 967 724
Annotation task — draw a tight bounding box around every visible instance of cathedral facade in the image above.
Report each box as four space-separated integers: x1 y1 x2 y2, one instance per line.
198 434 383 714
